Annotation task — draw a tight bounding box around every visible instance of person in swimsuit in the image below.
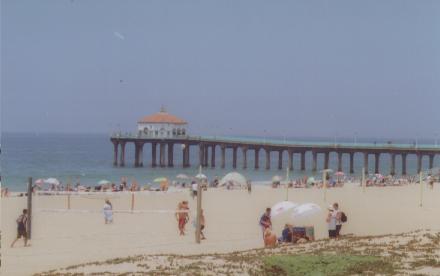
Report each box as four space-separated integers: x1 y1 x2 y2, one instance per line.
11 209 29 248
264 228 277 247
175 201 189 235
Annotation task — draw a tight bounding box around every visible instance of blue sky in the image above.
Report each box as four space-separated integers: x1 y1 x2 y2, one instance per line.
1 0 439 140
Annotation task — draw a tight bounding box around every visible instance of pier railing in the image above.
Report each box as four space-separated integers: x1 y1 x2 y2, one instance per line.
110 133 440 151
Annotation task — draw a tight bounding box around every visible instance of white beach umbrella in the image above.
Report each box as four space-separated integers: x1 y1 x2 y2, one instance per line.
176 174 190 180
271 201 299 217
219 172 247 187
291 203 322 219
35 178 45 187
98 180 111 186
195 173 207 180
272 175 282 182
45 178 60 186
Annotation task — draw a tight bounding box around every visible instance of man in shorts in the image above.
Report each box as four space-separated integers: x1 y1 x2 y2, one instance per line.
11 209 29 247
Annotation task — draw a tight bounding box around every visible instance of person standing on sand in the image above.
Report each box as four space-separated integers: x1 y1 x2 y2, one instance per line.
200 209 206 240
175 201 189 235
103 199 113 224
191 181 198 199
247 180 252 194
259 208 272 239
326 205 337 238
11 209 29 248
333 203 343 237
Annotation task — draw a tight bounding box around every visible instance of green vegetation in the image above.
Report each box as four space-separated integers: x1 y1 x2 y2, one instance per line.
262 254 395 276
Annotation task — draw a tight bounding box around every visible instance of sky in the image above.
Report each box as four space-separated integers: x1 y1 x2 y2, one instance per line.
1 0 439 140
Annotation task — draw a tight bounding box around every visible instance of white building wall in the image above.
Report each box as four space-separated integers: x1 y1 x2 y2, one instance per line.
137 123 187 138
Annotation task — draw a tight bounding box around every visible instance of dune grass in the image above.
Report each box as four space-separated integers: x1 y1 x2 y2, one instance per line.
262 254 395 276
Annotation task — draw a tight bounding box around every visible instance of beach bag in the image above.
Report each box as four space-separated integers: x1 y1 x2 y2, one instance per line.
341 212 347 223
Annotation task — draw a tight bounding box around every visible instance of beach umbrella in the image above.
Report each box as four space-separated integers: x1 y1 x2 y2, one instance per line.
35 178 45 187
98 179 111 186
45 178 60 186
219 172 247 187
272 175 282 182
306 177 316 185
334 171 345 177
271 201 299 217
195 165 207 180
291 203 322 219
153 177 168 183
195 173 207 180
176 174 190 180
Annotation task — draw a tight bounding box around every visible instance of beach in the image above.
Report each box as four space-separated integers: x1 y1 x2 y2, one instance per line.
2 183 440 275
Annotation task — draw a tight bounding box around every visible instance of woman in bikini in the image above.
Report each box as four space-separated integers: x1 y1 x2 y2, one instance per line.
175 201 189 235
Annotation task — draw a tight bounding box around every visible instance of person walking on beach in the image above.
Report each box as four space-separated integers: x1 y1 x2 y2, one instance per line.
103 199 113 224
247 180 252 194
326 205 337 238
11 209 29 248
191 181 198 199
259 208 272 239
175 201 189 235
333 203 344 237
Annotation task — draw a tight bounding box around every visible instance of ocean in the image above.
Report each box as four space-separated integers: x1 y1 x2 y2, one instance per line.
2 133 438 191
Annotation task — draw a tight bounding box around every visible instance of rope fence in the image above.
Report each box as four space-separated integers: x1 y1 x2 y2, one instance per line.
34 190 188 212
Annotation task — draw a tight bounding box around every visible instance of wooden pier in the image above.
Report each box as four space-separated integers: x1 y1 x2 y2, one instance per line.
110 135 439 175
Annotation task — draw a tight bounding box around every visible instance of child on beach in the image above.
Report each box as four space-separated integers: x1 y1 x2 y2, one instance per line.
11 209 29 248
175 201 189 235
264 228 277 248
103 199 113 224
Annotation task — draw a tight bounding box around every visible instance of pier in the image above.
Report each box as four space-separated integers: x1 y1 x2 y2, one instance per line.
110 134 440 175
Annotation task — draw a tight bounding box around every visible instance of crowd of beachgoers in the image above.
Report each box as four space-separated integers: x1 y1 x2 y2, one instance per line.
1 172 438 197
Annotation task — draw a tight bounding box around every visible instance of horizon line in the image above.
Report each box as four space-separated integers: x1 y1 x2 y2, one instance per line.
1 131 437 143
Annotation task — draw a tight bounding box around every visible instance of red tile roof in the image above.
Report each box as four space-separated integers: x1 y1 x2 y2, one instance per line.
138 111 187 125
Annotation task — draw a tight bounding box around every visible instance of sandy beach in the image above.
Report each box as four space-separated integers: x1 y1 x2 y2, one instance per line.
2 183 440 275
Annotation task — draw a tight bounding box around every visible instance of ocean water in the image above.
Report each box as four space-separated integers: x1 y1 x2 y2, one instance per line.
2 133 438 191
